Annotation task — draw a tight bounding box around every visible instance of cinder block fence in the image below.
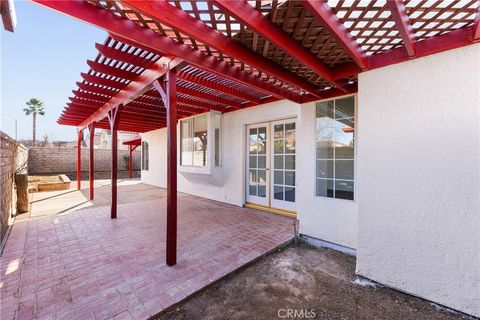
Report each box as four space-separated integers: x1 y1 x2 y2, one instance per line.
28 147 141 174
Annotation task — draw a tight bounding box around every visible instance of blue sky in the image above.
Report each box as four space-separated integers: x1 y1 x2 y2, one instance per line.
1 1 106 141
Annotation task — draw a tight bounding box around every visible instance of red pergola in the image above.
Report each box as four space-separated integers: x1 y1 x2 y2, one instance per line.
123 136 141 179
33 0 480 266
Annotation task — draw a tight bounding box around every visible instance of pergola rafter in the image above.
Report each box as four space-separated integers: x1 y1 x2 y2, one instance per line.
386 0 416 57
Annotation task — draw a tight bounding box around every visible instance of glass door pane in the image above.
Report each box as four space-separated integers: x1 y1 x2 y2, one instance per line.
246 124 269 206
271 120 296 211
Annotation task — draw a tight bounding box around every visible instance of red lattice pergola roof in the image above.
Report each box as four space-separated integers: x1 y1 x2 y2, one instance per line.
36 0 478 133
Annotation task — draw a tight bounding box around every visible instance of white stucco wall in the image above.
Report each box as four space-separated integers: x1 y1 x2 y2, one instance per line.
142 98 359 248
356 44 480 317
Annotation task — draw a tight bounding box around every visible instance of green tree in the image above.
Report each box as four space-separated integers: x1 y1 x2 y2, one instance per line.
23 98 45 147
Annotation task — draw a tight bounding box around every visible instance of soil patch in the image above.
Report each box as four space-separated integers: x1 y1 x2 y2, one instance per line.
157 242 473 320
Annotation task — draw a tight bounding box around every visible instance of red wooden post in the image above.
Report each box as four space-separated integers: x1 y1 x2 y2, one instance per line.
108 107 121 219
88 123 95 200
77 129 82 190
154 69 177 266
129 145 133 179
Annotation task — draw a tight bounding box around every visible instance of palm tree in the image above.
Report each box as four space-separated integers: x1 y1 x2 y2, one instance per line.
23 98 45 147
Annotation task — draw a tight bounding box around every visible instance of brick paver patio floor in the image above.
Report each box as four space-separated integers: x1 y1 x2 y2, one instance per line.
1 187 293 319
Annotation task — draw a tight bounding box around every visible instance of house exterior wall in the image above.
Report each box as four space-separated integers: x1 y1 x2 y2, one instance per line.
142 98 359 248
356 44 480 317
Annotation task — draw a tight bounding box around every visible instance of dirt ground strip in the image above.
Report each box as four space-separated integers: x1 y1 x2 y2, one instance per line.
157 242 473 320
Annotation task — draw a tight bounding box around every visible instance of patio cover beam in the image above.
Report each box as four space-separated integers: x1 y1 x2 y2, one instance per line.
107 107 121 219
212 0 345 92
88 123 95 200
474 4 480 41
386 0 416 57
95 43 154 69
120 0 324 98
33 0 300 102
77 130 82 190
301 0 368 70
153 71 177 267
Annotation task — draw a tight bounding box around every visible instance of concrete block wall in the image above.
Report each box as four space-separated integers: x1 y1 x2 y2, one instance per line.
28 147 141 174
0 132 19 243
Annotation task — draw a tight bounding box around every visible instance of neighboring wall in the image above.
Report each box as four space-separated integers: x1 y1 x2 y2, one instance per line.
356 44 480 317
142 99 359 248
28 148 141 174
0 133 27 244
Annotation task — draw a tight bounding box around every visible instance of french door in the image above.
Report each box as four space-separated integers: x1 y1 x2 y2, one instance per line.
246 119 296 211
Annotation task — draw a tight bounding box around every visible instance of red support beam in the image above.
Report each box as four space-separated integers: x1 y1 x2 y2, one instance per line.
87 60 139 81
69 97 103 108
88 123 95 200
72 90 111 103
129 145 133 179
33 0 301 102
386 0 416 57
76 82 119 97
213 0 346 91
153 70 177 267
121 0 324 98
108 107 121 219
301 0 368 70
77 129 82 190
1 0 15 32
81 73 128 90
96 43 154 69
474 2 480 41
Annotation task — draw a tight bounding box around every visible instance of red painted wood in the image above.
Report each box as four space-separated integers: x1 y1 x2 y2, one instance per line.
474 3 480 41
121 0 323 98
1 0 15 32
95 43 154 69
72 90 111 103
386 0 416 57
153 71 177 267
87 60 139 81
88 123 95 200
213 0 347 91
129 145 133 179
108 107 121 219
77 130 82 190
368 26 474 70
81 73 127 90
76 82 119 97
33 0 300 102
301 0 368 70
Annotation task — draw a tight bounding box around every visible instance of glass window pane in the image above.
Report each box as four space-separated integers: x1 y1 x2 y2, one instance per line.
335 96 355 119
316 119 335 159
257 155 266 169
274 186 284 200
274 170 284 185
249 170 257 196
285 171 295 186
274 155 284 169
257 140 266 154
285 122 295 132
180 120 193 166
285 187 295 202
258 170 267 198
316 160 333 179
285 132 295 154
193 115 208 167
249 128 257 154
285 155 295 170
335 121 354 159
249 156 257 169
274 140 284 154
215 114 221 166
316 100 334 118
274 124 284 139
316 179 334 198
335 160 354 180
335 180 354 200
258 127 267 140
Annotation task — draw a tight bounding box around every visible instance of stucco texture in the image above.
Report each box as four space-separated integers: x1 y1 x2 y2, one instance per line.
356 44 480 317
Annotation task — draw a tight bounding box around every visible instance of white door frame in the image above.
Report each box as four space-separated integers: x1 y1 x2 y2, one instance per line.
245 118 297 212
245 122 270 206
